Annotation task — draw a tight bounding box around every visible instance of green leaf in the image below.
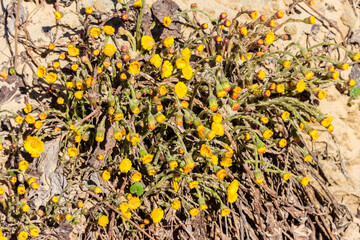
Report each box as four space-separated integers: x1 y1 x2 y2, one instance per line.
130 182 143 196
350 85 360 99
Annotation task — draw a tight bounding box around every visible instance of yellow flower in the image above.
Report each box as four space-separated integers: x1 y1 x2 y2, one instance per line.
18 160 29 171
200 144 211 157
171 200 181 210
129 61 141 75
18 231 28 240
221 208 231 217
161 60 173 78
220 157 232 167
189 208 199 216
131 172 142 182
215 55 223 62
260 116 269 124
240 26 247 36
227 179 239 195
348 78 356 86
156 114 166 122
309 129 319 140
278 139 287 148
182 65 193 80
102 170 111 181
188 180 198 189
103 44 117 57
98 215 109 227
54 11 62 20
151 208 164 223
74 91 83 99
25 115 35 124
24 136 44 158
22 204 29 212
150 54 162 68
281 111 290 120
317 90 326 100
141 35 155 50
163 36 174 48
257 69 265 80
282 173 291 181
29 228 39 237
262 129 273 139
176 57 189 69
304 71 314 79
17 185 26 194
300 176 309 186
200 204 208 210
240 52 252 61
51 196 59 203
227 193 238 203
264 31 275 45
210 155 218 166
142 154 153 164
126 132 140 145
119 202 129 213
211 122 224 136
174 82 187 99
296 79 306 93
169 160 178 170
133 0 142 7
119 158 132 173
57 97 64 105
45 72 57 83
216 169 227 180
158 85 167 96
36 66 46 78
196 44 204 52
304 154 312 162
258 146 266 154
68 45 80 57
102 25 115 35
282 60 291 68
128 196 141 209
121 210 132 221
71 64 79 71
15 115 23 124
39 112 47 120
181 48 191 59
68 147 78 157
85 6 93 14
163 16 172 27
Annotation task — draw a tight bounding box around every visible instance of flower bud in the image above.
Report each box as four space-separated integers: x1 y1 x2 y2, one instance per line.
221 80 231 92
96 118 106 142
148 114 156 130
220 12 227 20
81 56 90 64
254 170 263 184
183 110 193 124
129 99 140 114
121 45 128 53
175 111 183 125
122 13 129 21
122 54 130 62
108 95 116 107
208 95 218 111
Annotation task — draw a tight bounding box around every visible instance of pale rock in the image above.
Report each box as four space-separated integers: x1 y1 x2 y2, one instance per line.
284 24 297 36
93 0 115 13
341 12 357 28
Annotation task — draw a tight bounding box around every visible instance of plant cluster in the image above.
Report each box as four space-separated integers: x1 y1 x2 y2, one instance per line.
0 0 357 238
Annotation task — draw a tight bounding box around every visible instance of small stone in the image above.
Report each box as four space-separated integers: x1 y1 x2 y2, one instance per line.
284 24 297 36
341 12 357 28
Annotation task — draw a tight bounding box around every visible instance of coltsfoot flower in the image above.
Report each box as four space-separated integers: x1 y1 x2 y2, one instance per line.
98 215 109 227
151 208 164 223
24 136 44 158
